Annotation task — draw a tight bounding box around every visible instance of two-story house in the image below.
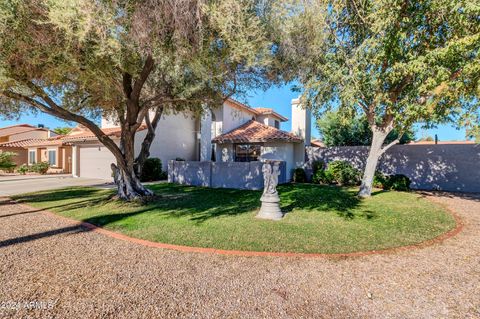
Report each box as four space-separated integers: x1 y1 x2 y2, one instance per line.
64 98 311 181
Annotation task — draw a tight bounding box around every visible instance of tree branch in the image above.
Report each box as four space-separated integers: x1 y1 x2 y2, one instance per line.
10 82 128 171
131 55 154 102
380 136 401 155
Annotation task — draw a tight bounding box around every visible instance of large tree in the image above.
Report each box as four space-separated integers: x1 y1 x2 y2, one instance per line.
272 0 480 196
0 0 271 200
317 110 415 146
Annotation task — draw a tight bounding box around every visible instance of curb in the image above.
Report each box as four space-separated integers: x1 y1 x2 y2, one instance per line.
15 197 463 259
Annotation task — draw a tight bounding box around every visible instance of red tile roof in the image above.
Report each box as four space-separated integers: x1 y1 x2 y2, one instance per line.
310 139 325 147
0 124 48 138
0 136 68 148
63 125 147 142
253 107 288 122
212 120 303 144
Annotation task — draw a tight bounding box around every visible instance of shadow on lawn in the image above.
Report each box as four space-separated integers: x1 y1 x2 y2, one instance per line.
13 183 365 228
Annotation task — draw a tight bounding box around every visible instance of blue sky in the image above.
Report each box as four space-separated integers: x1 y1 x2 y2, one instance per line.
0 84 468 141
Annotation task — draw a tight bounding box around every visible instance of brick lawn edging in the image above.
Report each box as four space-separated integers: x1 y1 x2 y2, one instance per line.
15 198 463 259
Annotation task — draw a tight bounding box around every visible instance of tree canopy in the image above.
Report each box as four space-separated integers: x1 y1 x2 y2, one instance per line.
0 0 272 199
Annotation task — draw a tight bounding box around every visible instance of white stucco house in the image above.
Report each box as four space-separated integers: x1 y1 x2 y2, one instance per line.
64 98 311 181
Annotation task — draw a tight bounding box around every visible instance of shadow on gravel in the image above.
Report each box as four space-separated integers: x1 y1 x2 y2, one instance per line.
0 225 91 248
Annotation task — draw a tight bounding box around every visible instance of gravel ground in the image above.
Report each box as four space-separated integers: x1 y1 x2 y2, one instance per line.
0 192 479 318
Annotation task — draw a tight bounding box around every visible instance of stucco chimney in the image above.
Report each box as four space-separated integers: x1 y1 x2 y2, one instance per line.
291 98 311 146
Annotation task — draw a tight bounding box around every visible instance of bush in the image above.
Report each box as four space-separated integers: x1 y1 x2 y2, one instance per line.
385 174 411 191
31 162 50 174
373 171 387 188
312 169 334 184
140 158 167 182
292 168 307 183
373 172 411 191
0 151 17 172
325 160 361 186
311 160 325 175
17 164 28 175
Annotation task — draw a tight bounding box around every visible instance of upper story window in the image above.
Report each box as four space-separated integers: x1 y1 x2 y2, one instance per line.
234 144 261 162
28 150 36 165
48 150 56 166
274 120 280 129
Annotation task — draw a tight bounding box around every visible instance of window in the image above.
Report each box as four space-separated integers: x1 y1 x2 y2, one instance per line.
48 150 56 166
28 150 36 165
234 144 261 162
274 120 280 129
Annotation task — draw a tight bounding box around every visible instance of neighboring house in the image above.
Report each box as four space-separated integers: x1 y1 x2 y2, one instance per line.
66 98 312 181
0 124 55 143
0 124 59 168
0 136 73 173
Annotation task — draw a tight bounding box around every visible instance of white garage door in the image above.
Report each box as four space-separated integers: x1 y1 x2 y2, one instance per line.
79 145 116 180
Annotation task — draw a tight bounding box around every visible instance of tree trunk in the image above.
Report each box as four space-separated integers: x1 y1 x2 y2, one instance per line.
135 107 164 177
112 163 153 200
111 126 154 201
358 127 390 198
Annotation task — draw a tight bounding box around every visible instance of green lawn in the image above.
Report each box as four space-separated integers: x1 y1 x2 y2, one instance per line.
13 183 456 254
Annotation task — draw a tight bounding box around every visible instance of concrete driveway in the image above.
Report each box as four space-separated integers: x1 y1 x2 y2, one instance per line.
0 174 112 196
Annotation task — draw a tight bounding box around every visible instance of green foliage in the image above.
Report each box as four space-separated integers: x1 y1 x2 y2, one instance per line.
273 0 480 133
312 160 361 186
373 172 411 191
17 164 28 175
325 161 362 186
0 151 17 171
373 171 387 189
30 162 50 175
0 0 272 119
292 167 307 183
312 169 334 185
317 111 415 146
311 160 325 175
53 127 73 135
384 174 412 192
140 158 166 182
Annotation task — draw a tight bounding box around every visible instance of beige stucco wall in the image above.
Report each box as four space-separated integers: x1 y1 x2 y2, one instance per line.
222 102 254 133
145 112 198 168
256 115 281 129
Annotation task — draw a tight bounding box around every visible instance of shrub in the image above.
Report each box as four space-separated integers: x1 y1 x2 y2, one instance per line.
384 174 411 191
312 169 334 184
140 158 166 182
325 160 361 186
17 164 28 175
0 151 17 172
292 168 307 183
31 162 50 174
373 172 411 191
311 160 325 175
373 171 387 188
